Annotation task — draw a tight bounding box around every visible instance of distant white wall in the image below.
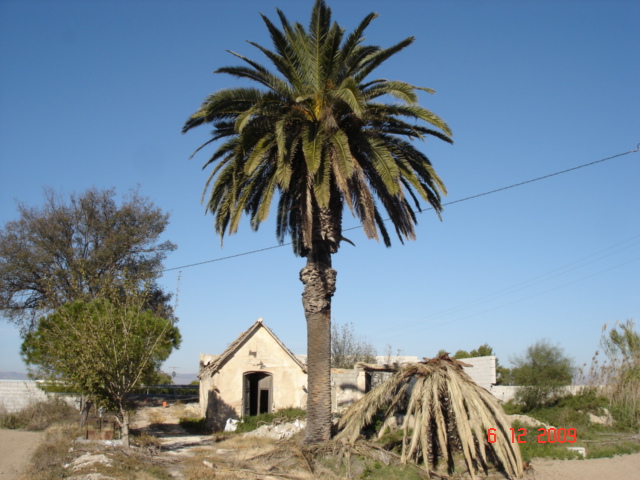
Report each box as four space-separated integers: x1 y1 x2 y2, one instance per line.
0 380 80 413
490 385 595 403
0 380 49 412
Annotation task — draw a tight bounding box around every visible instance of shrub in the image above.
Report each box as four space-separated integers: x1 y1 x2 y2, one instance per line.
235 407 306 433
511 339 573 411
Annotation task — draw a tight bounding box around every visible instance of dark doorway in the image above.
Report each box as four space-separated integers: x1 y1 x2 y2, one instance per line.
243 372 273 417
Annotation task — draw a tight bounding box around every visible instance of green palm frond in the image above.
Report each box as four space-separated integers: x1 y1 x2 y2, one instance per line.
183 0 452 256
354 36 415 83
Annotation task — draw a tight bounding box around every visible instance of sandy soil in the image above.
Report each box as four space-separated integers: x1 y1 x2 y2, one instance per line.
524 453 640 480
0 429 42 480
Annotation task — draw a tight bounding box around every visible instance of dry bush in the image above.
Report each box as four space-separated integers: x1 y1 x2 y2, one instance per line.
147 408 168 425
580 320 640 429
0 397 77 431
337 356 523 479
133 431 163 452
79 448 173 480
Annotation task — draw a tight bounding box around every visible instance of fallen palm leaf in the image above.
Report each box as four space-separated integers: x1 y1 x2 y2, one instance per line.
336 355 523 479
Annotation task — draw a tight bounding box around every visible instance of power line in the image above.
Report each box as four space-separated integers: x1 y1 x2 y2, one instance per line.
163 143 639 273
373 255 640 343
442 144 640 208
368 233 640 339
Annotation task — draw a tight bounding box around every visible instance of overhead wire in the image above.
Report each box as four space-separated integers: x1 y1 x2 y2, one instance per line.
375 255 640 343
368 234 640 339
162 143 639 273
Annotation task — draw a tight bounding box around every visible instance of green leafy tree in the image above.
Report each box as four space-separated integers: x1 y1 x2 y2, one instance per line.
182 0 451 443
496 364 514 386
21 291 181 447
454 343 494 359
148 371 173 385
331 322 377 369
511 339 573 411
471 343 494 357
454 349 472 359
0 187 176 331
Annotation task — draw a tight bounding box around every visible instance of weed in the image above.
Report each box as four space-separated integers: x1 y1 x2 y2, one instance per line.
361 459 424 479
133 431 163 450
147 408 167 425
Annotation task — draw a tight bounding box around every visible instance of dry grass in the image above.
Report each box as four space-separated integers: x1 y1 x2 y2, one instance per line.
0 397 78 431
146 408 168 425
19 424 79 480
579 320 640 429
181 436 312 480
336 356 523 479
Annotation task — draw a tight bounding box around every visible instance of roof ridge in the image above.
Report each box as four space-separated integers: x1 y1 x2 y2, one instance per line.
201 319 307 375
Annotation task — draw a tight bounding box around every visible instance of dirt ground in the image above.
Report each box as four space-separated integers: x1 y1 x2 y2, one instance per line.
524 453 640 480
2 409 640 480
0 430 42 480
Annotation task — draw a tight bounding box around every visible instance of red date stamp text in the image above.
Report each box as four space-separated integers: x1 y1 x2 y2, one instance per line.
487 427 577 444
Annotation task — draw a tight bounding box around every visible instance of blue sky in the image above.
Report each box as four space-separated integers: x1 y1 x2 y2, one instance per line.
1 0 638 378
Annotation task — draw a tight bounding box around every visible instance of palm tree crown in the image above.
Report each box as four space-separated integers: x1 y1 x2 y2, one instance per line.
183 0 452 256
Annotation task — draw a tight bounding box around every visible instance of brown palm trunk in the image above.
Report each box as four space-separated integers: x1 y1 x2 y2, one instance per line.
300 245 336 444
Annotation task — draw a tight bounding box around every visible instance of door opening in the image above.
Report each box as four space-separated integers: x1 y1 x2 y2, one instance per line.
243 372 273 417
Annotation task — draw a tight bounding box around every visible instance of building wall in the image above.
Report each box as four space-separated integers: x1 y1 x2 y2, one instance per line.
200 349 501 429
331 368 367 413
200 327 307 428
462 356 497 391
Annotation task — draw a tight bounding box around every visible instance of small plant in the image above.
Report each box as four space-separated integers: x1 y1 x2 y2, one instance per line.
133 431 163 450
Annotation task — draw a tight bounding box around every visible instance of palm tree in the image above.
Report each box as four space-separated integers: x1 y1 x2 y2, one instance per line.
337 356 524 479
183 0 452 443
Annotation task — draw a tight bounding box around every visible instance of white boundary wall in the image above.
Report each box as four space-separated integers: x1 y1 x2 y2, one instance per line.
490 385 593 403
0 380 50 412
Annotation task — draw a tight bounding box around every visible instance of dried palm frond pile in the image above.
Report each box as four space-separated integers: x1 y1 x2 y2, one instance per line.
336 355 523 479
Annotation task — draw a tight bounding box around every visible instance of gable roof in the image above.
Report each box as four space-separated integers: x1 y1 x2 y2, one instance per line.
201 318 307 376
